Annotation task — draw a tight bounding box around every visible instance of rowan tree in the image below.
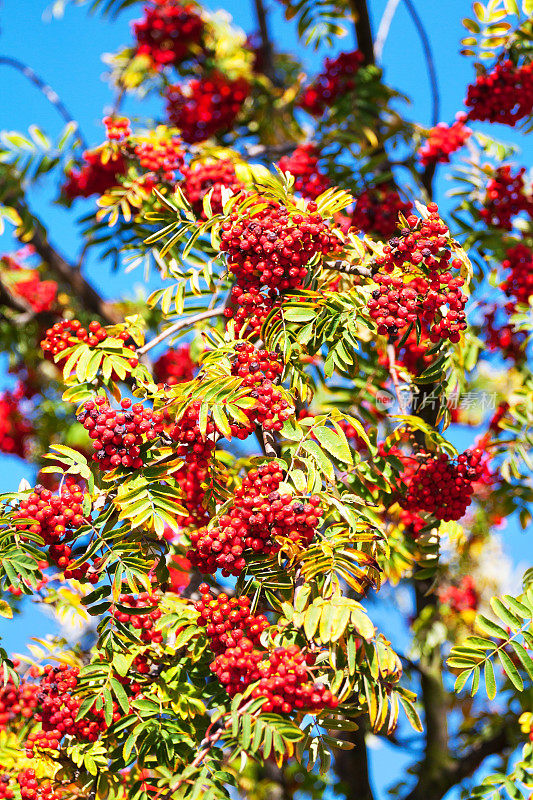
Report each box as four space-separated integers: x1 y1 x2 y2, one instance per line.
0 1 533 800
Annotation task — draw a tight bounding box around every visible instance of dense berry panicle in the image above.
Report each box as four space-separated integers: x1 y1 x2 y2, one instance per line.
134 132 185 181
484 304 526 362
0 675 39 731
166 73 249 143
465 60 533 125
220 200 339 293
154 344 196 385
399 449 484 522
224 286 280 336
351 186 413 239
174 462 210 528
0 774 13 800
25 664 118 758
182 158 244 216
63 148 126 199
418 116 471 167
133 0 204 68
438 575 478 613
171 400 217 467
104 115 131 141
299 50 364 117
366 205 467 343
40 319 138 370
230 342 292 433
277 145 330 200
501 243 533 304
17 770 62 800
0 386 33 459
480 166 533 230
195 585 270 654
77 396 164 471
188 462 322 576
112 593 163 644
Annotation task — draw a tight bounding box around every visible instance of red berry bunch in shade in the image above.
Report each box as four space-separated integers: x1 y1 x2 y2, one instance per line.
17 771 62 800
398 448 484 522
501 243 533 304
171 400 217 468
104 115 131 141
174 462 210 528
154 344 196 385
182 158 244 217
484 304 526 361
166 72 250 143
188 462 322 576
62 148 126 200
133 0 204 69
220 200 339 293
438 575 479 613
25 664 118 758
480 166 533 230
277 144 330 200
398 508 427 539
111 593 163 644
13 478 93 581
299 50 364 117
0 386 33 459
224 286 280 336
253 646 339 713
366 203 468 343
77 397 164 471
195 585 270 654
417 116 472 167
231 342 284 385
351 186 413 239
465 60 533 126
40 319 139 368
0 674 39 731
0 775 13 800
133 133 184 182
229 342 292 434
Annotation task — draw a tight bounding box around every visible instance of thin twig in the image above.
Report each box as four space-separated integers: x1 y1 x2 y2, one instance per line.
374 0 402 61
137 306 226 355
402 0 440 128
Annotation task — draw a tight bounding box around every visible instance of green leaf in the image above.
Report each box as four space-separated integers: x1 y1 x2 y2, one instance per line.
313 426 353 465
484 660 496 700
498 649 524 691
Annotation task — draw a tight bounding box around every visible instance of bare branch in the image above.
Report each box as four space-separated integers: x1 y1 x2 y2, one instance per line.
252 0 280 86
137 307 226 355
374 0 402 61
349 0 375 64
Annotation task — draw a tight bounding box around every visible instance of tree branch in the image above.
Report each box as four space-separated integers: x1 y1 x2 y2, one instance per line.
402 1 440 129
336 722 375 800
374 0 402 61
252 0 280 86
350 0 375 64
137 307 226 355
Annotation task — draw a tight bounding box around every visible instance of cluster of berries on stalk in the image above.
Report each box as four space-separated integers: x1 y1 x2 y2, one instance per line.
133 0 204 68
188 461 321 576
154 344 196 385
0 672 39 731
502 243 533 305
182 158 243 216
438 575 479 613
14 477 93 581
277 144 330 200
366 203 468 344
417 115 471 167
299 50 364 117
230 342 292 433
171 401 217 467
352 186 413 239
1 251 57 313
398 449 484 522
25 664 118 758
166 73 249 143
77 397 165 471
196 586 338 713
0 386 33 459
40 319 139 369
63 148 126 200
104 115 131 141
134 132 185 181
17 771 62 800
483 304 525 362
112 593 163 644
465 60 533 126
480 166 533 230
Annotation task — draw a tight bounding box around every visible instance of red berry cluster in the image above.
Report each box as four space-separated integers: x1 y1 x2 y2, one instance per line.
225 286 280 336
63 148 126 200
3 254 57 313
26 664 117 758
0 386 33 459
188 462 321 576
230 342 292 434
195 585 269 654
465 60 533 126
484 304 525 362
17 771 62 800
40 319 138 368
352 186 413 239
277 145 330 200
134 134 184 181
418 116 472 167
398 508 427 539
220 200 338 293
0 675 39 731
502 243 533 305
398 449 484 522
174 462 210 528
299 50 364 117
154 344 196 385
77 397 164 471
0 775 13 800
438 575 478 613
13 478 92 581
366 204 467 343
182 159 243 217
480 166 533 230
133 0 204 69
166 73 249 143
104 115 131 141
112 593 163 644
171 401 217 467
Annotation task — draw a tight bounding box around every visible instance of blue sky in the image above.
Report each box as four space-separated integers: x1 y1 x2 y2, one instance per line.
0 0 532 796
